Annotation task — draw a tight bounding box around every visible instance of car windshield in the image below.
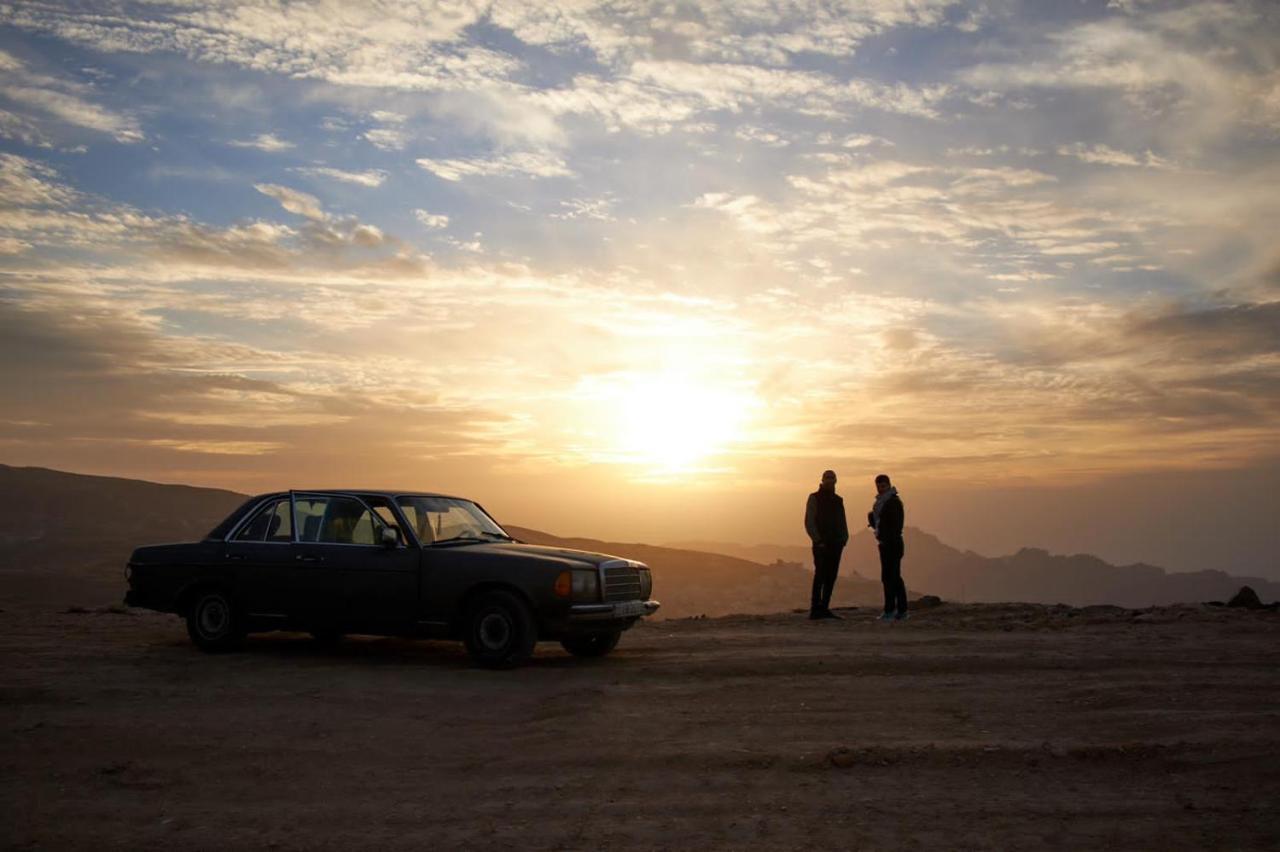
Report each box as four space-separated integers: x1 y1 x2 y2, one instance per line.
395 496 510 545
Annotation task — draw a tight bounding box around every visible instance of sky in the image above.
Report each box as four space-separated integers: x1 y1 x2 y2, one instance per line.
1 1 1277 576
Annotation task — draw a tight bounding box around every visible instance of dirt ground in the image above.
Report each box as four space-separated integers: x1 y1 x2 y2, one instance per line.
2 602 1279 851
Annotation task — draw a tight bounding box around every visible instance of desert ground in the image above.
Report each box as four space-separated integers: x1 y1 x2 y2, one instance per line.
3 602 1279 851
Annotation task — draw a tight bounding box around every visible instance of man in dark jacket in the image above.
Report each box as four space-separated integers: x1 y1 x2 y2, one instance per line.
804 469 849 620
868 473 907 621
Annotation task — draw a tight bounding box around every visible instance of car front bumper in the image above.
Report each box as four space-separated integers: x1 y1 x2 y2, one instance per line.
568 600 661 622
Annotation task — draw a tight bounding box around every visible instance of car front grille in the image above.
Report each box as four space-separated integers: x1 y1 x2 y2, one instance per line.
602 565 642 601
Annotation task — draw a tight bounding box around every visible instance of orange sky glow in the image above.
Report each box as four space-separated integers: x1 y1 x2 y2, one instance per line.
0 1 1277 576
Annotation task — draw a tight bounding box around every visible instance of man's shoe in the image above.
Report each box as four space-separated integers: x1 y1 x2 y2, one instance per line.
894 612 910 622
808 610 824 620
877 612 895 622
821 609 843 620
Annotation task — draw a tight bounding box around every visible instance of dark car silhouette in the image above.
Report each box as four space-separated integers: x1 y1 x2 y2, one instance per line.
124 490 659 668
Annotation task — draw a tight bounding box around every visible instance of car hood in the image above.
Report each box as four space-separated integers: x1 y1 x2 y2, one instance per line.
452 541 643 569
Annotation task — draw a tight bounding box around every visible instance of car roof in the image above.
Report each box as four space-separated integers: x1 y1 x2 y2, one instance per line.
249 489 473 502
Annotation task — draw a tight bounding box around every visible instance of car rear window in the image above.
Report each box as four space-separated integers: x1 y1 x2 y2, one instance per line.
205 496 264 540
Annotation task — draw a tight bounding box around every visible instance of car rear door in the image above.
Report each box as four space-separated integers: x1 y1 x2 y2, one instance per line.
221 497 294 618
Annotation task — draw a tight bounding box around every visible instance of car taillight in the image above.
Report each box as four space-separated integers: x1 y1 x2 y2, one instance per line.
554 571 572 598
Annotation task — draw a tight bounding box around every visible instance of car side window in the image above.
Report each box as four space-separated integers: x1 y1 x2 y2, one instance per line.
234 500 276 541
265 500 292 542
294 497 328 543
365 496 405 545
295 496 382 546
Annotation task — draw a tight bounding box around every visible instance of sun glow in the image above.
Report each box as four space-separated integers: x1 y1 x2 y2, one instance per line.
611 373 755 475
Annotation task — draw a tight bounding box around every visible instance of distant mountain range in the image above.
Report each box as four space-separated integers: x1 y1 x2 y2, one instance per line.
1 463 1273 613
673 528 1279 608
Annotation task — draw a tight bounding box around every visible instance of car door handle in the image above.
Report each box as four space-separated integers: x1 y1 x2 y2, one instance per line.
226 553 247 561
295 554 324 563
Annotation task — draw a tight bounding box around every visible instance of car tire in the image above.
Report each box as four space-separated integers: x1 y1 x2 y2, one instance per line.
560 631 622 658
185 588 245 653
463 590 537 669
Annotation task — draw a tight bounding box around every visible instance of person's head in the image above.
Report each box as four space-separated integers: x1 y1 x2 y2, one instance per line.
820 469 837 490
875 473 891 495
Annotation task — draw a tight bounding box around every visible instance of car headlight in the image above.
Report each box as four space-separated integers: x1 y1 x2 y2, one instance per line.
638 566 652 599
571 569 599 602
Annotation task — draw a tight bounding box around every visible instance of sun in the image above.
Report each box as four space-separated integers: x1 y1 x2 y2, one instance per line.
612 373 754 474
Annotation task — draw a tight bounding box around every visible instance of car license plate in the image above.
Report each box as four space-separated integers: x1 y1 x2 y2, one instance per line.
615 600 645 618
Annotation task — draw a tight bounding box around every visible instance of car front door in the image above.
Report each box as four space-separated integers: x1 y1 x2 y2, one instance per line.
394 496 513 627
290 494 419 632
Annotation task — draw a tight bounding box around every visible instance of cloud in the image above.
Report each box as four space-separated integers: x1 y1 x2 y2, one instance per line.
1057 143 1173 169
0 48 143 143
0 155 404 276
253 183 326 221
0 153 78 207
1128 301 1280 359
413 209 450 229
416 151 572 181
0 86 138 140
362 127 408 150
492 0 961 67
0 107 54 147
0 2 961 148
817 132 895 149
2 3 509 93
0 293 511 482
734 125 791 147
552 197 615 221
291 166 387 188
0 236 32 254
229 133 294 152
957 4 1280 145
361 109 409 150
625 60 950 120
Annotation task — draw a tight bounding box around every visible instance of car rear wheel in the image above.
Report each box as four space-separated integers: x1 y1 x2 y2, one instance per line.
560 631 621 658
463 590 537 669
185 588 245 653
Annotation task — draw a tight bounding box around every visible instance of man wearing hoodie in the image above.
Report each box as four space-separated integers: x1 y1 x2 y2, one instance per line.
868 473 907 621
804 469 849 620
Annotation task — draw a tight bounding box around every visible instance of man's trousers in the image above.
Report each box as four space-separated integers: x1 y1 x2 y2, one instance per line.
879 539 907 615
811 544 843 613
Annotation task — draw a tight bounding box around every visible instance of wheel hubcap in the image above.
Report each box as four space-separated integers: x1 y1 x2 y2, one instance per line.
478 612 511 651
198 598 229 637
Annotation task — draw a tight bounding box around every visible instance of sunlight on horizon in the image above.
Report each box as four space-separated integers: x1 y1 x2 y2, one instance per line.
582 372 761 477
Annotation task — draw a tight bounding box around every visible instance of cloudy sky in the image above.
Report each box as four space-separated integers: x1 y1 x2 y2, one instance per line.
1 1 1277 574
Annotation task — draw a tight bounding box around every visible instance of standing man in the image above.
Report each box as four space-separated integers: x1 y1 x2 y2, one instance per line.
804 470 849 620
868 474 908 621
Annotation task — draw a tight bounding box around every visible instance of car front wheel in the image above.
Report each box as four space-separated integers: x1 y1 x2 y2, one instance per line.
560 631 621 658
463 590 537 669
185 588 245 652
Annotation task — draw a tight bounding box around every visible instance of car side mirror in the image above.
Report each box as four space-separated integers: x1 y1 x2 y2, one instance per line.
380 526 399 548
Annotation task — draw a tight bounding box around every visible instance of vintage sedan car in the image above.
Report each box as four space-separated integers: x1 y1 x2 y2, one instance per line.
124 490 659 668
